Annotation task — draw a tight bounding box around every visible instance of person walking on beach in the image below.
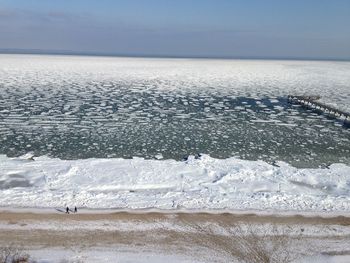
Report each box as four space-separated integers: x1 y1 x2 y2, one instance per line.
66 206 69 214
74 206 77 213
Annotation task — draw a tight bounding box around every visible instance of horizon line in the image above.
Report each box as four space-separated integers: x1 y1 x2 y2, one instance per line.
0 48 350 62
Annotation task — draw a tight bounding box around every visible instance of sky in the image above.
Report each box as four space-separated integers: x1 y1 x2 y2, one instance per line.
0 0 349 59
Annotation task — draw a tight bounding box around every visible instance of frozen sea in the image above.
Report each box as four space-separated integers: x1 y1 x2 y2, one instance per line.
0 54 350 211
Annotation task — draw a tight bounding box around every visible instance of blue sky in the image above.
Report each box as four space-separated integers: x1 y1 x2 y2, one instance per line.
0 0 349 59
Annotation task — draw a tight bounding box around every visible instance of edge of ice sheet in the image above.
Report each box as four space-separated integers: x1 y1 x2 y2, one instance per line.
1 154 350 212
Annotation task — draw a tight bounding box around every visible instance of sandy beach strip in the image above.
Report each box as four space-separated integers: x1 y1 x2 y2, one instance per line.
0 209 350 225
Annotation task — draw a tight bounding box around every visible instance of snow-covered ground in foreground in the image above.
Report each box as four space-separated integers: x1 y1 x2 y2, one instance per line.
1 214 349 263
29 248 206 263
1 154 350 212
25 248 350 263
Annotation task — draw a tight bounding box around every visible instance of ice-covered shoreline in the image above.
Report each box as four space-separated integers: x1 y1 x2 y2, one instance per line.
1 154 349 212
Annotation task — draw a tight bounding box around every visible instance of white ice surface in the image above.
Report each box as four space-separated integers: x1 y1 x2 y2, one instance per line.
0 55 349 112
1 154 350 212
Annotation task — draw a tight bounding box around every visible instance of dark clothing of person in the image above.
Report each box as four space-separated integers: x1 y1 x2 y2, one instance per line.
66 207 69 214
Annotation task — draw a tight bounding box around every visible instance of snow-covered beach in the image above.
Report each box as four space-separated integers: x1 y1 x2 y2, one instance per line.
1 154 350 213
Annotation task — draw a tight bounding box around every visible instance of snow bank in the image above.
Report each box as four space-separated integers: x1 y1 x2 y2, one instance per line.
0 154 349 212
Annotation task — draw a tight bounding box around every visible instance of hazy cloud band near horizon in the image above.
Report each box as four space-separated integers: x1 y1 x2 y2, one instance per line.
0 0 349 59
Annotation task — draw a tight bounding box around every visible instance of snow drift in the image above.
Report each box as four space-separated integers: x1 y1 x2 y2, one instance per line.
0 154 349 212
